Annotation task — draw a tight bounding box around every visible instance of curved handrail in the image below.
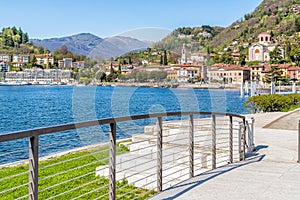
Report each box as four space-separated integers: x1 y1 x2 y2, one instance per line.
0 111 247 200
0 111 245 143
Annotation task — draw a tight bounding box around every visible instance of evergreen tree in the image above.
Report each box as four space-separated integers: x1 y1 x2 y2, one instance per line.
163 50 168 65
265 65 284 84
269 46 284 64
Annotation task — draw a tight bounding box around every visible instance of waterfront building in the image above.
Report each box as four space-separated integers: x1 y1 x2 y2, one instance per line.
177 67 199 83
249 63 295 84
0 62 10 72
208 64 250 84
5 69 72 83
288 66 300 81
0 54 12 62
35 54 55 68
58 58 73 68
250 64 266 84
167 70 178 82
12 55 30 67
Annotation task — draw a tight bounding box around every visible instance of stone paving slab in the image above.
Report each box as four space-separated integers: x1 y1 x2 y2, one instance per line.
263 108 300 130
150 110 300 200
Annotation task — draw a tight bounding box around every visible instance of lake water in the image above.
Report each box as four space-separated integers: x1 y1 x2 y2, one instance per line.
0 86 248 163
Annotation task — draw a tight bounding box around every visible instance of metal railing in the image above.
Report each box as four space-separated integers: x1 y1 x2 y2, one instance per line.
298 120 300 163
0 111 252 200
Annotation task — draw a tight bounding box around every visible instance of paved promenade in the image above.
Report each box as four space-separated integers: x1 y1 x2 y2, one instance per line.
151 110 300 200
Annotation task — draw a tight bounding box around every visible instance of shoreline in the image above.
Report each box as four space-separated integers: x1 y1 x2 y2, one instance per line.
2 81 299 92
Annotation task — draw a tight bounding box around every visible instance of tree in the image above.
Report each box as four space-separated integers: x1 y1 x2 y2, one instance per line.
128 56 132 65
163 50 168 65
269 46 284 64
30 55 37 68
220 50 234 64
239 54 246 66
265 65 283 84
295 16 300 32
290 45 300 65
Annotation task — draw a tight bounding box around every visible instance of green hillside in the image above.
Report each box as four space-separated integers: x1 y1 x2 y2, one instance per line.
0 27 48 55
210 0 300 51
154 26 224 54
154 0 300 60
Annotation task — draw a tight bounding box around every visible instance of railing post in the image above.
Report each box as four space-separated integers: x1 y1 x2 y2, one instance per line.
189 115 194 178
229 116 233 163
109 122 116 200
251 117 255 146
212 115 216 169
247 117 255 153
157 117 163 192
238 122 242 161
243 118 246 160
29 135 38 200
298 120 300 163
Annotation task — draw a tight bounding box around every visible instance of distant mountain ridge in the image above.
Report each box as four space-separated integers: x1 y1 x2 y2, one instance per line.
31 33 151 58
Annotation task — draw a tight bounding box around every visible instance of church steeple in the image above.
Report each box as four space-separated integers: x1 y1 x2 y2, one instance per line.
181 43 187 64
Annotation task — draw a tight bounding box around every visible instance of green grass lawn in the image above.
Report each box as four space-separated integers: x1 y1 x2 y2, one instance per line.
0 141 156 199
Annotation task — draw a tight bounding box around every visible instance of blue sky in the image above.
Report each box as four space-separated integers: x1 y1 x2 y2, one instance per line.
1 0 262 41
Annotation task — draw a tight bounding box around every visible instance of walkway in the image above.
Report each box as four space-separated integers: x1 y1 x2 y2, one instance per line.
151 110 300 200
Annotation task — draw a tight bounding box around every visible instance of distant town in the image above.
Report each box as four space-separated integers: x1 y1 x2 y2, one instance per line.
1 31 299 88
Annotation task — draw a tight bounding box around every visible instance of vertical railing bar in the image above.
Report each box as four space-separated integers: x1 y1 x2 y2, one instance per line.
243 118 246 160
212 115 216 169
157 117 163 192
109 122 116 200
298 120 300 163
229 116 233 163
238 122 242 161
29 135 38 200
249 117 255 152
189 114 194 178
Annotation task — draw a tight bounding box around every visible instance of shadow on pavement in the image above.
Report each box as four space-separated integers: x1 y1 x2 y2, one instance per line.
150 154 265 200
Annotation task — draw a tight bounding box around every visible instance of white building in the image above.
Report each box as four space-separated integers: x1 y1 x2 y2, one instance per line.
13 55 30 63
0 54 12 62
35 54 55 67
248 33 284 62
5 69 72 83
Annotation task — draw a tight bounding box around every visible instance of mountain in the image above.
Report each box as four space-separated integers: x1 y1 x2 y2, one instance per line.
209 0 300 50
31 33 151 59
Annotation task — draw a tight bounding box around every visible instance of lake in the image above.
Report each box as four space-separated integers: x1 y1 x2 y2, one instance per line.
0 86 248 163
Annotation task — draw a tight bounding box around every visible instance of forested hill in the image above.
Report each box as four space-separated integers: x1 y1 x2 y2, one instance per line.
0 27 47 55
210 0 300 51
154 0 300 54
153 26 224 54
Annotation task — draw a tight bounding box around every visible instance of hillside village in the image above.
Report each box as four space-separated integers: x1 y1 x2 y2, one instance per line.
0 0 299 86
1 30 299 86
95 30 299 87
